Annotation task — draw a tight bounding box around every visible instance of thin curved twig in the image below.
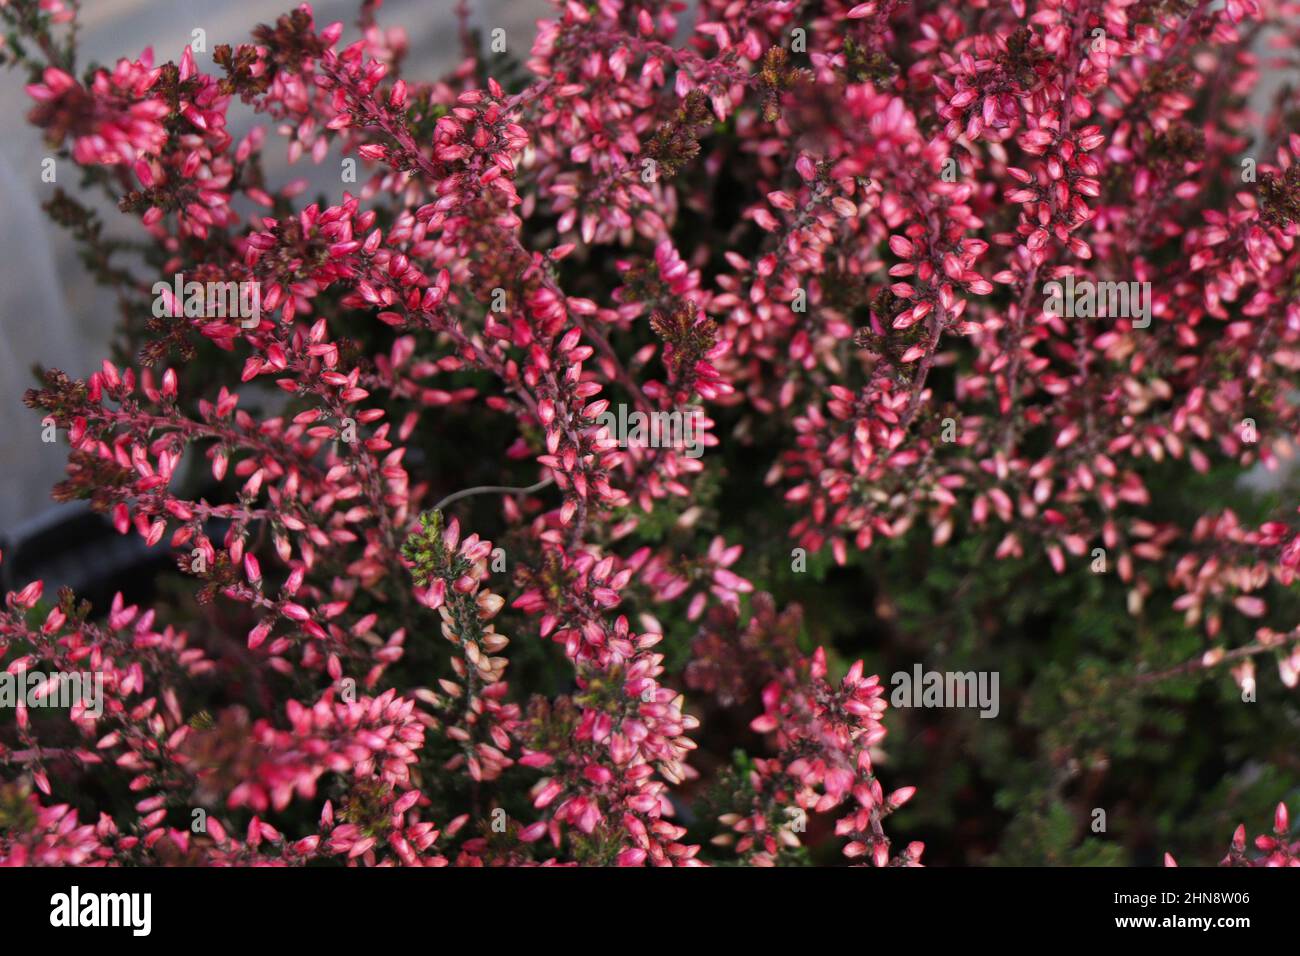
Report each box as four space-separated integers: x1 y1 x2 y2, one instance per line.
432 475 555 513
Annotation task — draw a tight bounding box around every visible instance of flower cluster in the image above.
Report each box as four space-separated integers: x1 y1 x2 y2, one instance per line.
2 0 1300 868
1166 803 1299 867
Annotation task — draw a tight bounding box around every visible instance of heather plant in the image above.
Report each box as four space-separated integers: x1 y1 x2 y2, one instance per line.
1 0 1299 867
